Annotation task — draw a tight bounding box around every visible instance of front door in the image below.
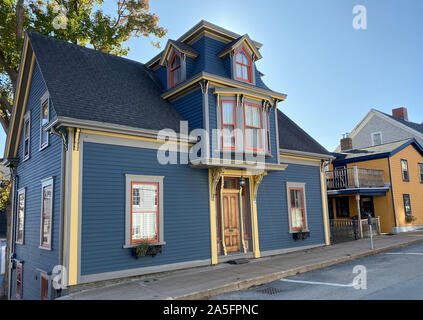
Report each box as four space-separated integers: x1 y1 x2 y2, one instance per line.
222 193 241 253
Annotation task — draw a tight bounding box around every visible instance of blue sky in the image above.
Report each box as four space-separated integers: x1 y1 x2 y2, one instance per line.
1 0 422 156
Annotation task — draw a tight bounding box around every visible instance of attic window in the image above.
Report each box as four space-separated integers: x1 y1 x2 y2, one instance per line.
169 52 182 87
235 47 252 83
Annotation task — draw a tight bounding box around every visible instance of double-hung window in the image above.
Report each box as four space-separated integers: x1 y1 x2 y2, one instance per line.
401 159 409 182
16 188 26 244
235 47 252 83
418 163 423 183
244 102 263 151
40 95 49 149
40 178 53 249
23 112 31 161
371 132 382 146
287 182 308 232
169 52 182 88
125 175 164 247
403 194 412 216
221 100 236 149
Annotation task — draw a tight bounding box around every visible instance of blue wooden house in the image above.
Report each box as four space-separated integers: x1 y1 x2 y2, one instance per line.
3 21 332 299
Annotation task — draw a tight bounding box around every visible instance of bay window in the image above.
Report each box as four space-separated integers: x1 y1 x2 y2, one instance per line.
221 100 236 149
125 175 164 247
286 182 308 232
40 178 53 249
244 102 263 151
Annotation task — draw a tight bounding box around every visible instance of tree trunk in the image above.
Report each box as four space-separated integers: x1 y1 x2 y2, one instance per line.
0 203 12 299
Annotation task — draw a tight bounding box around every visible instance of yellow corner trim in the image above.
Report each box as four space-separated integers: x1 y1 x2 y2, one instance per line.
208 169 218 264
13 54 35 157
320 167 330 245
68 128 80 285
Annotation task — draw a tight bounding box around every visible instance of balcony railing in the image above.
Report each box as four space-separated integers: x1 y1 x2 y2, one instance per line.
326 167 385 190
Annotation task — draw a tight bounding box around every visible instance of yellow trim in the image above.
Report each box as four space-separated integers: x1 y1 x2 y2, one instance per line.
217 38 257 59
185 29 233 46
79 129 193 147
6 37 29 157
320 166 330 245
68 128 81 285
163 75 286 102
279 154 322 162
214 90 273 106
13 55 35 157
208 169 218 264
249 177 261 258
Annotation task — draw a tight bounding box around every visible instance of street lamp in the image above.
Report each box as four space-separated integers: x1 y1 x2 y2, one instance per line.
239 176 246 188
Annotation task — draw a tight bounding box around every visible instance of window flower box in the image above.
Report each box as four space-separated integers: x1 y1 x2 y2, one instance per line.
293 231 310 241
131 243 162 259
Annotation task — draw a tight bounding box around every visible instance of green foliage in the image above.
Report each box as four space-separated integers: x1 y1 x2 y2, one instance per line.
133 242 150 258
0 178 11 211
0 0 167 125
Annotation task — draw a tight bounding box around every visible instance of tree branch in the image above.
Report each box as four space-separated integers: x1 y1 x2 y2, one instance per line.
15 0 24 42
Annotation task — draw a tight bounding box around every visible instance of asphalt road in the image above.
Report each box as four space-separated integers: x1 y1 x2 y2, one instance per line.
211 242 423 300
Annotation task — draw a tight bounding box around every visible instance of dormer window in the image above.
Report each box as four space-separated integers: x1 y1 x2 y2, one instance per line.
235 48 252 83
169 52 182 87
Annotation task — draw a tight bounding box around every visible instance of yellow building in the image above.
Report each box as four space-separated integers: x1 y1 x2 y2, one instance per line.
326 138 423 236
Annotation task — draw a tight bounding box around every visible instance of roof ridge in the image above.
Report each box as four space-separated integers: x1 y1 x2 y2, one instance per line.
26 31 146 68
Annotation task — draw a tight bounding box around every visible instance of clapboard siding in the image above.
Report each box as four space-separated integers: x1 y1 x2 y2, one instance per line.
257 164 325 252
80 142 210 276
11 62 62 300
172 88 203 129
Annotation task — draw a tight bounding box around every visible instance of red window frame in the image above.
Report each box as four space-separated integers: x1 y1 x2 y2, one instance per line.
288 187 306 232
243 102 264 152
130 182 159 245
23 117 30 160
40 99 49 149
16 262 23 299
169 51 181 88
235 47 252 83
41 275 49 300
220 100 236 150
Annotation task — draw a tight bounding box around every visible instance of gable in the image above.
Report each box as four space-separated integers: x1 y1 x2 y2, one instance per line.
335 110 423 152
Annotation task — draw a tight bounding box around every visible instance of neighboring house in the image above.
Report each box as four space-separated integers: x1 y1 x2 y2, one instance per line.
335 107 423 151
327 138 423 235
3 20 332 300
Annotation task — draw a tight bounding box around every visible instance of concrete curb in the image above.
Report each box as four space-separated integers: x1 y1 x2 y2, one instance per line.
172 237 423 300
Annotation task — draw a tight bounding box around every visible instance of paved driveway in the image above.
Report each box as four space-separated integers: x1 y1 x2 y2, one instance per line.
211 242 423 300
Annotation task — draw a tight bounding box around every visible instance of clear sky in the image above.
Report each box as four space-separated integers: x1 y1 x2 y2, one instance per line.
1 0 422 156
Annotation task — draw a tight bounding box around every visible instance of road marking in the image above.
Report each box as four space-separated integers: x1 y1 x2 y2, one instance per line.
384 252 423 256
280 279 354 287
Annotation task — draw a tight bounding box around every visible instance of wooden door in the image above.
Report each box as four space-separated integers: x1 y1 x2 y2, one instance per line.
222 193 241 252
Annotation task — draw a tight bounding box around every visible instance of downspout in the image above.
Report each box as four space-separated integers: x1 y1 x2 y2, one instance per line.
50 126 67 297
388 157 398 230
7 165 18 300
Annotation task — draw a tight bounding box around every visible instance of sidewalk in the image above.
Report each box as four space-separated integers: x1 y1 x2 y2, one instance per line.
60 230 423 300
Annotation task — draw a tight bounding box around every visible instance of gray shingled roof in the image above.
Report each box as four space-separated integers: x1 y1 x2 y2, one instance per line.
277 109 330 156
379 111 423 135
27 31 186 132
335 139 411 160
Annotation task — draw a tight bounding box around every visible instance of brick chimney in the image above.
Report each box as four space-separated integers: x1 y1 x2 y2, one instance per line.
392 107 408 121
340 133 353 152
